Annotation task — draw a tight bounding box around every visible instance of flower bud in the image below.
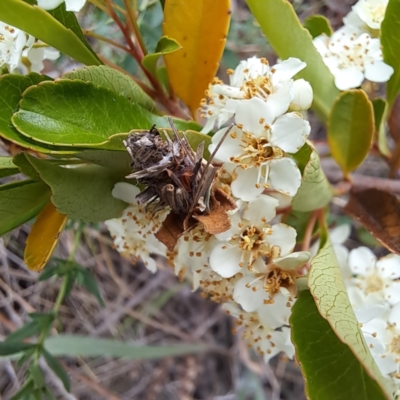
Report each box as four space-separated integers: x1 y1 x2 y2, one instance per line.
290 79 313 111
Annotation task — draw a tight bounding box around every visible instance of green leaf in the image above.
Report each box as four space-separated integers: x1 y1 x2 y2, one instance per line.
0 341 35 356
328 89 374 175
74 150 132 174
0 156 19 178
142 36 181 77
381 0 400 106
372 98 391 157
246 0 340 120
12 80 167 149
25 155 127 222
184 130 212 159
303 15 332 38
5 321 41 343
77 268 105 307
47 2 99 64
307 234 391 399
42 349 70 392
62 65 156 112
0 0 101 66
291 290 390 400
13 153 42 181
0 74 76 154
44 335 208 359
292 144 332 212
38 265 59 282
10 378 35 400
285 210 318 243
0 180 51 236
29 364 45 390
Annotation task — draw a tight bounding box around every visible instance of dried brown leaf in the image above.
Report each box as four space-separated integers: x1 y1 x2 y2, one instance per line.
344 188 400 254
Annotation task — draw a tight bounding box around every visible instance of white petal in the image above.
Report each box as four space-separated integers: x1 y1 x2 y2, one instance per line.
209 244 243 278
231 167 264 201
37 0 64 9
233 275 266 312
376 254 400 279
333 244 351 280
257 291 293 328
330 224 351 245
364 61 394 83
271 58 307 84
65 0 86 11
273 251 310 270
208 126 243 163
267 80 292 119
270 112 310 153
374 354 397 375
388 303 400 327
290 79 313 111
348 247 377 276
234 97 274 135
244 195 279 224
266 223 297 257
112 182 139 203
343 10 368 30
334 67 365 90
105 218 125 237
385 281 400 306
268 158 301 197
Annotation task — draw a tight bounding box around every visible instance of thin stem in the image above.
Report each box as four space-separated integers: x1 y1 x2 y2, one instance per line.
302 209 319 252
83 30 131 53
124 0 148 56
53 276 70 315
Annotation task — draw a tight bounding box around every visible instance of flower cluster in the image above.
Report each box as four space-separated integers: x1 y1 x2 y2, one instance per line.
322 226 400 394
0 22 59 74
313 0 393 90
107 56 314 363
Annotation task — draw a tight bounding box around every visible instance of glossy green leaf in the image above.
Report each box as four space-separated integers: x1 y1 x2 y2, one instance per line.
291 290 390 400
0 180 51 236
44 335 208 359
328 90 374 175
381 0 400 106
303 15 333 38
63 65 156 112
184 130 212 159
0 74 77 154
13 153 42 181
246 0 340 120
0 156 18 178
47 2 99 63
42 349 70 392
307 233 391 399
25 155 127 222
12 80 199 150
142 36 181 77
0 0 100 66
292 144 332 212
373 98 391 157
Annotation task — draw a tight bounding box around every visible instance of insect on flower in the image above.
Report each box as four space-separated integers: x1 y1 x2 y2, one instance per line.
123 118 236 250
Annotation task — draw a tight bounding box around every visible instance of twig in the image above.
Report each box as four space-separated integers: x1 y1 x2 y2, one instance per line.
83 30 131 53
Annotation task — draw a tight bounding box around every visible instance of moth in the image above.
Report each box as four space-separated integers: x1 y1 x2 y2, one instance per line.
123 118 236 250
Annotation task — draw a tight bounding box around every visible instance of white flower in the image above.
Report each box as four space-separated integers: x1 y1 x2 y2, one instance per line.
348 247 400 305
24 45 60 73
209 196 282 278
223 303 295 362
201 57 309 133
313 26 394 90
290 79 313 111
37 0 86 12
209 97 309 200
348 0 388 30
233 249 310 314
0 22 34 72
105 183 168 273
361 304 400 381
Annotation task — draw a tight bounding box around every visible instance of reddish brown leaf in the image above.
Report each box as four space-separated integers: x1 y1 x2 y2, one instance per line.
155 213 184 252
344 188 400 254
